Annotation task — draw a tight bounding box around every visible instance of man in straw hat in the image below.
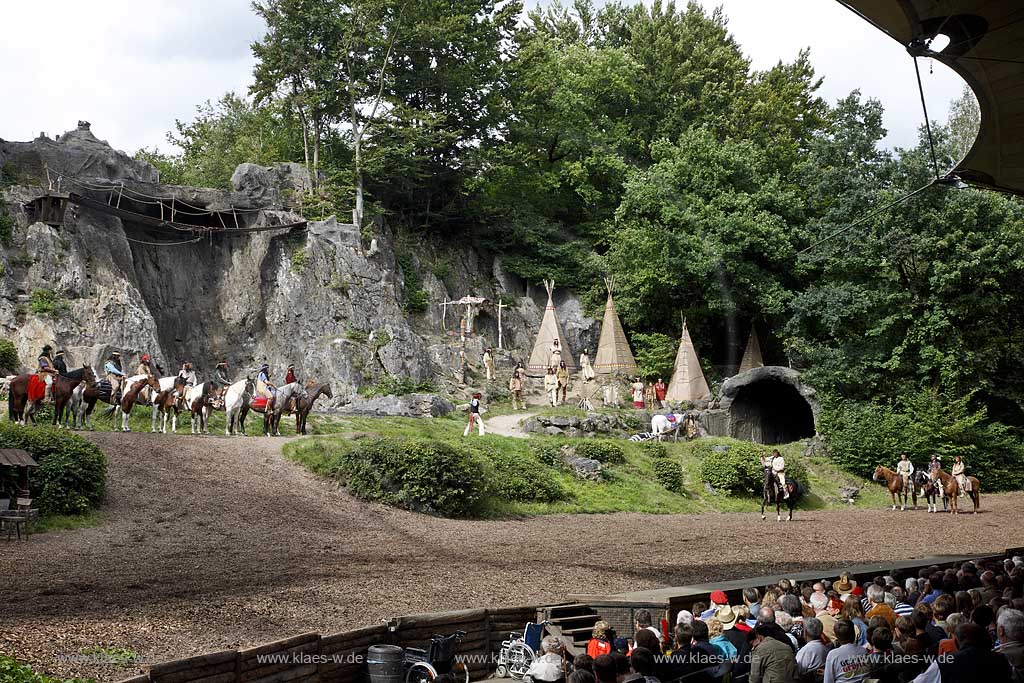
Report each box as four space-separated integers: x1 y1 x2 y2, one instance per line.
716 604 749 661
104 351 126 401
36 344 60 401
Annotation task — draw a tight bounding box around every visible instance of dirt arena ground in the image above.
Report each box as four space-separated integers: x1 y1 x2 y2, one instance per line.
2 431 1021 681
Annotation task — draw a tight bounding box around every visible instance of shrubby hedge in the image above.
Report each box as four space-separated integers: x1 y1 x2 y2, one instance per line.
819 390 1024 492
638 441 667 459
337 437 485 517
653 458 684 493
471 445 568 503
0 656 92 683
0 338 18 372
574 440 626 464
696 440 808 497
0 423 107 515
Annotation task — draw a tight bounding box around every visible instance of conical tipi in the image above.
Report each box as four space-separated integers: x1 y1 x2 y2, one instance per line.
666 320 711 403
526 280 575 376
738 327 764 374
593 279 637 375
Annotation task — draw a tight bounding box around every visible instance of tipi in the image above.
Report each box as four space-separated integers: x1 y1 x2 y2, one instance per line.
593 279 637 375
665 320 711 403
738 326 764 374
526 280 575 376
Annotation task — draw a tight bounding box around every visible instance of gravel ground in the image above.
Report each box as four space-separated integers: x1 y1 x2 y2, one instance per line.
2 432 1022 682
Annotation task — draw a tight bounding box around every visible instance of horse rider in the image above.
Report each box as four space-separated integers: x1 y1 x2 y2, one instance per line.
928 454 943 497
137 354 154 378
762 448 789 499
896 453 915 494
178 361 197 391
285 363 297 385
105 351 126 401
214 361 230 389
53 349 68 376
37 344 60 400
256 363 276 400
951 455 972 497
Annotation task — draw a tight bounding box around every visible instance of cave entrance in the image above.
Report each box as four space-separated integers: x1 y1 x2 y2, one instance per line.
729 378 815 445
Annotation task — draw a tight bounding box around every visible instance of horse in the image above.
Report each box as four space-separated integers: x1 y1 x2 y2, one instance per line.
651 413 685 442
872 465 918 511
74 368 130 430
149 376 186 433
934 468 981 515
294 382 332 435
761 466 803 522
51 367 97 427
185 382 223 435
223 377 256 436
7 373 48 425
152 386 182 434
119 375 161 432
913 470 948 513
265 381 304 437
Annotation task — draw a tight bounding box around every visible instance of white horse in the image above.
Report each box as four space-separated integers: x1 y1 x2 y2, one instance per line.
147 376 184 432
265 381 305 436
223 376 256 436
72 367 133 430
651 412 685 442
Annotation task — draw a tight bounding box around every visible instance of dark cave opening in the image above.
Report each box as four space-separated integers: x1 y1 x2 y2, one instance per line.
729 378 815 445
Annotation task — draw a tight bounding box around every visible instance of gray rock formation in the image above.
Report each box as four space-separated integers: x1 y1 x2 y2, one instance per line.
333 393 453 417
0 124 600 410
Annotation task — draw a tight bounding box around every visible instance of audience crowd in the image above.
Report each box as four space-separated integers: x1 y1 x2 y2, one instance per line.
524 555 1024 683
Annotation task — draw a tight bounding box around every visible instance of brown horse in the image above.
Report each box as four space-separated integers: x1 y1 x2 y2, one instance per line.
54 367 97 427
294 382 332 435
873 465 918 511
934 468 981 515
153 387 181 434
7 373 48 425
119 375 161 432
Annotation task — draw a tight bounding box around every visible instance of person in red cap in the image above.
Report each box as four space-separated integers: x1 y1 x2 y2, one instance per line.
136 354 154 378
285 364 297 384
700 590 731 620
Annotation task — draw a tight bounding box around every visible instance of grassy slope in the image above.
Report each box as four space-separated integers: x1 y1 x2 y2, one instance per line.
283 410 892 517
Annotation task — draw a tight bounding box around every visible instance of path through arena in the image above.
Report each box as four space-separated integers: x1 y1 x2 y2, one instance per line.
3 432 1024 681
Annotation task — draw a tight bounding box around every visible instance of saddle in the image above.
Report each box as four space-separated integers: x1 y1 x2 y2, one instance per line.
95 379 113 402
250 396 269 411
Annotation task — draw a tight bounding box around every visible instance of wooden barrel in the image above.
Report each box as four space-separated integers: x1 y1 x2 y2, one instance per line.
367 644 405 683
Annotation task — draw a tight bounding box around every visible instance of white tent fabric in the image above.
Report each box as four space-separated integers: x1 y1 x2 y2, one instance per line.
666 322 711 403
526 280 575 376
593 280 637 375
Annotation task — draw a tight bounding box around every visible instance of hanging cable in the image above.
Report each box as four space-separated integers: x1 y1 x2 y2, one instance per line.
912 54 942 180
124 235 204 247
798 180 938 255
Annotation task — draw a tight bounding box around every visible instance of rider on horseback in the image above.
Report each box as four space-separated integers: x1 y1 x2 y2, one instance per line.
896 453 914 494
178 361 197 390
952 455 972 497
763 449 789 499
928 454 943 498
215 361 230 389
37 345 59 401
53 349 68 376
257 363 276 400
104 351 125 402
137 354 154 377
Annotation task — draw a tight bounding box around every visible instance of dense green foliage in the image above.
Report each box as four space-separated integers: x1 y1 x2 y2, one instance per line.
696 440 809 497
819 391 1024 492
0 424 107 515
29 289 68 316
0 337 18 372
471 446 569 503
573 439 626 464
142 0 1024 463
652 458 683 493
0 656 93 683
335 437 486 516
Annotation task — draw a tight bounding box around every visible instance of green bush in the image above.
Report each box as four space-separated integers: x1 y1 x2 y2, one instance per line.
290 247 308 272
395 244 428 314
0 338 18 372
472 445 568 503
574 440 626 464
0 207 13 246
639 441 667 458
531 442 563 468
337 437 485 517
819 390 1024 492
696 440 809 497
0 656 93 683
29 289 68 316
0 423 107 515
653 458 684 493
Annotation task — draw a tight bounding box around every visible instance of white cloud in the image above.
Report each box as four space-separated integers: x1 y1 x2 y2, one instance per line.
0 0 967 154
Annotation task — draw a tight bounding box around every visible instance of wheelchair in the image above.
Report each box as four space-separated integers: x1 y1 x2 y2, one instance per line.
404 630 469 683
494 621 546 679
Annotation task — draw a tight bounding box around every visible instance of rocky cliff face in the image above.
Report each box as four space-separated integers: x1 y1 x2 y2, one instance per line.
0 124 598 406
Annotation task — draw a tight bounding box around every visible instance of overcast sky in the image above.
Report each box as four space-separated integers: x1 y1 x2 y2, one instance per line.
0 0 966 155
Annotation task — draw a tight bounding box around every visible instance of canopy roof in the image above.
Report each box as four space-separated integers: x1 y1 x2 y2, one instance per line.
593 280 637 375
0 449 37 467
836 1 1024 195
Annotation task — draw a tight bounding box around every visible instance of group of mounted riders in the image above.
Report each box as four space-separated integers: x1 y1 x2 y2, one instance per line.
9 345 331 437
874 452 981 514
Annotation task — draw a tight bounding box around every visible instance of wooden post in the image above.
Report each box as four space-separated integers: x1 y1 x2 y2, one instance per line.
171 195 176 223
496 300 506 350
116 182 124 209
440 297 448 330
